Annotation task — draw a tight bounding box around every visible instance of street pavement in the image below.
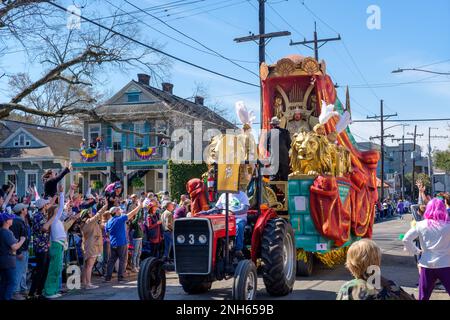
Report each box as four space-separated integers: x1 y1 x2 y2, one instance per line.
60 214 449 300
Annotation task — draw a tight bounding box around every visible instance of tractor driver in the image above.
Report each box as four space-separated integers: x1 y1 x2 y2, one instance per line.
204 190 249 258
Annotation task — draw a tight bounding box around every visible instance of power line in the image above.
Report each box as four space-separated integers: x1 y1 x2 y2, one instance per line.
416 58 450 69
122 0 259 77
46 1 259 88
165 0 247 22
353 118 450 123
267 2 306 38
300 0 397 114
246 0 282 31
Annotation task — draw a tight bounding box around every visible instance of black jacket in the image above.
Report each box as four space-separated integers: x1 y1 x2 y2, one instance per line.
44 167 70 198
10 217 29 254
267 127 291 181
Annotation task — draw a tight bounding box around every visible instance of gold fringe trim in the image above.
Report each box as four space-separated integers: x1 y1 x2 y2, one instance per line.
314 246 348 268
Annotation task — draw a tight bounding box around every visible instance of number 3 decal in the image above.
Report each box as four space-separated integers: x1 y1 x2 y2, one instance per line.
189 234 195 244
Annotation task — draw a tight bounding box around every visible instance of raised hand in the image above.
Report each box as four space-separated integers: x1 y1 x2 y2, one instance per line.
58 184 64 193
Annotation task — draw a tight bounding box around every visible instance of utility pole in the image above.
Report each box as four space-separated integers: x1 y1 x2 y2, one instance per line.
368 100 398 201
407 126 423 202
428 127 449 195
258 0 265 66
234 0 290 130
392 135 414 200
234 0 290 215
289 22 341 60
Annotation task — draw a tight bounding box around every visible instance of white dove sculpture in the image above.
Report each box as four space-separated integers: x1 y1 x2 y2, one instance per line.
235 101 256 126
319 100 339 125
336 111 352 134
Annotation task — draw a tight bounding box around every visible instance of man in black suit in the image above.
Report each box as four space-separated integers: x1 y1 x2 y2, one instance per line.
266 117 291 181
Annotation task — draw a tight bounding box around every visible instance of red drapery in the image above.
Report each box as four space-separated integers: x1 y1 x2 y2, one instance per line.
261 74 380 242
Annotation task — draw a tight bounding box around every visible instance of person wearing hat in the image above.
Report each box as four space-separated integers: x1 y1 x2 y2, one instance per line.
127 194 139 212
145 199 163 258
28 196 58 299
104 200 143 282
9 203 30 300
79 203 109 290
286 108 313 141
106 182 123 210
129 202 144 273
266 116 291 181
160 201 175 261
0 212 26 300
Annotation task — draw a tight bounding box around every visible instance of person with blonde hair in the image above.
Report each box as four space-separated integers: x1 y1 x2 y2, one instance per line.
337 239 413 300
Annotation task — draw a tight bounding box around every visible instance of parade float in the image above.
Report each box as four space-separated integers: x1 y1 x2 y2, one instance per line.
137 55 380 300
259 55 379 274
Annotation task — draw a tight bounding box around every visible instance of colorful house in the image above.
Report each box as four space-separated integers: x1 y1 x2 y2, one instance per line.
71 74 235 196
0 120 81 197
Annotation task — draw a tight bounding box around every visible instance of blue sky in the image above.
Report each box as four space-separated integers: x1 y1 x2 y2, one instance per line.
1 0 449 152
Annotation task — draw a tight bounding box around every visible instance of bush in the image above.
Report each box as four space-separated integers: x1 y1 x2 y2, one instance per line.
131 177 145 189
169 160 207 201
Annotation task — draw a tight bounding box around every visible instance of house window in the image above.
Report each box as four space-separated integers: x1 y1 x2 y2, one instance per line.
89 124 101 144
134 122 145 148
127 92 141 103
112 126 122 151
155 120 167 145
6 174 16 186
26 173 37 188
13 134 31 147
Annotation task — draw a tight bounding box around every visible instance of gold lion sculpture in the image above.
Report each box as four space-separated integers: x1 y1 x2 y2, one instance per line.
290 131 333 176
290 130 352 177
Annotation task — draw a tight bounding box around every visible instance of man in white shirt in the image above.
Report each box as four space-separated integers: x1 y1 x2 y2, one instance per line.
207 191 249 256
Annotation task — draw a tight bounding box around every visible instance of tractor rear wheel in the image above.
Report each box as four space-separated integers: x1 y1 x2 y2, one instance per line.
138 257 166 300
179 275 212 294
261 218 296 296
232 259 258 300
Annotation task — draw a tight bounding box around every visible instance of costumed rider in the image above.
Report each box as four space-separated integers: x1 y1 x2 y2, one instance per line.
266 116 291 181
203 191 249 259
286 108 312 140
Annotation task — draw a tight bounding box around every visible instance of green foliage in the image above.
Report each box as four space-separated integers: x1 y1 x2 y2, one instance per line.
434 148 450 173
91 180 103 190
405 172 431 196
169 160 208 201
131 177 145 189
405 172 431 187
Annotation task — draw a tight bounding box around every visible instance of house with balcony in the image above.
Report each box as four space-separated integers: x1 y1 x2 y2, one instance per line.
0 120 81 197
71 73 235 196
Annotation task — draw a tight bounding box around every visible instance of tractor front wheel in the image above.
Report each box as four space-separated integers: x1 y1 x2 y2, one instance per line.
138 257 166 300
179 275 212 294
232 260 258 300
261 218 296 296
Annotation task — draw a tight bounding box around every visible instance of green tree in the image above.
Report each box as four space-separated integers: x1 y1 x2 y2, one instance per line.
405 172 431 196
168 160 208 201
434 147 450 173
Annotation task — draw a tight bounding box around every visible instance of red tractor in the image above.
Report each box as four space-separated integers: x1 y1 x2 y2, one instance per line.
138 184 297 300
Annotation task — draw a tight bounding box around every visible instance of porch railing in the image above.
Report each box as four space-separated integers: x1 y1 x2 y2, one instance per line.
123 146 169 163
70 148 114 164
